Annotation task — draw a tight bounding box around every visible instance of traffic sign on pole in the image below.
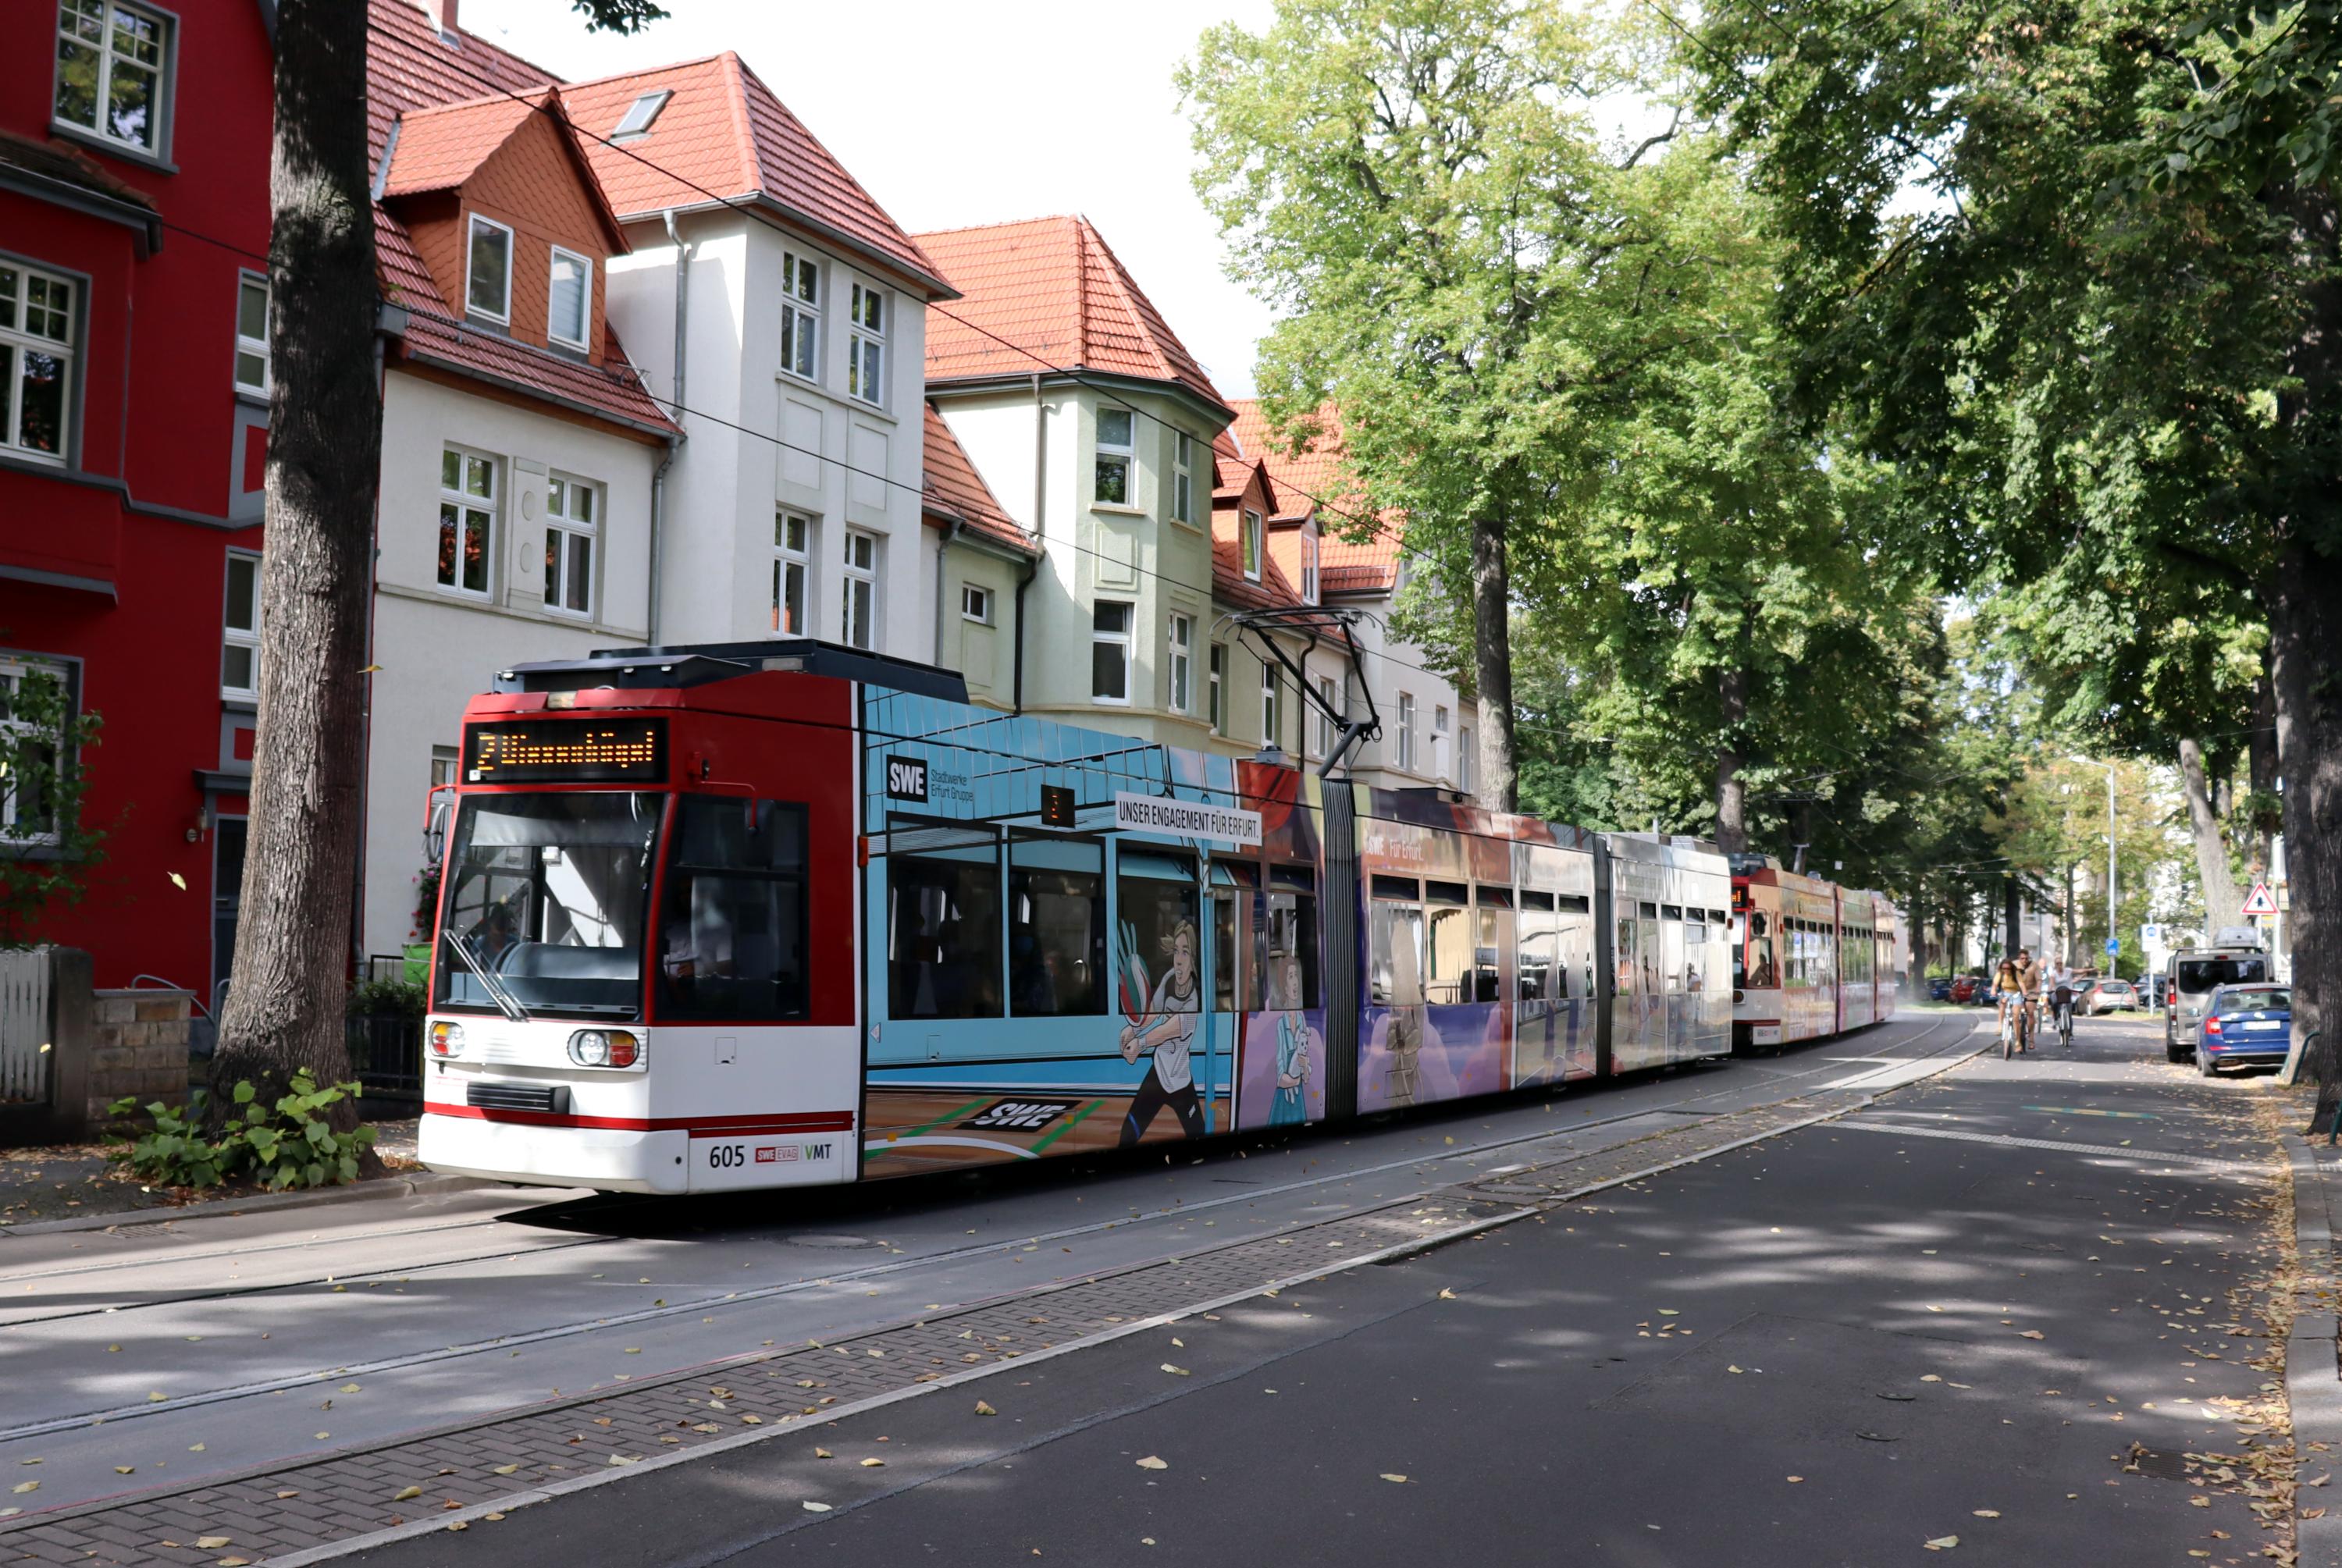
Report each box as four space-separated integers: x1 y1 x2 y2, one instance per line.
2242 882 2279 917
2104 937 2121 956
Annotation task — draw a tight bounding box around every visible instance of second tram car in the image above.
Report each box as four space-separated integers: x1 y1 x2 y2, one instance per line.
1728 853 1905 1053
417 643 1883 1194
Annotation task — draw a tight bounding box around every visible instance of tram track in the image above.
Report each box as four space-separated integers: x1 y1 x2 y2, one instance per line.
0 1013 1973 1447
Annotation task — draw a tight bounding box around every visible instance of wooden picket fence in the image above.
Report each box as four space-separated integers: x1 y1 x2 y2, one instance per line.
0 948 50 1104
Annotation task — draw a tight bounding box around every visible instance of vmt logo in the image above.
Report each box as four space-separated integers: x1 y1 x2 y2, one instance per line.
884 756 927 803
802 1142 833 1161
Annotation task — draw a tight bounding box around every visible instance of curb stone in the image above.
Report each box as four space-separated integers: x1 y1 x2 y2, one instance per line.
0 1172 553 1239
2288 1136 2342 1568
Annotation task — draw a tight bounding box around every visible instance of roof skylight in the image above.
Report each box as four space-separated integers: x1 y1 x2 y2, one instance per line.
613 90 671 139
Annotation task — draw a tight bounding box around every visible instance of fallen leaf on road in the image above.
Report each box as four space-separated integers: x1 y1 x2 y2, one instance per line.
115 1467 133 1474
1973 1509 1999 1517
1136 1456 1168 1470
2018 1331 2045 1341
608 1456 639 1467
196 1538 231 1549
1728 1365 1744 1374
314 1433 329 1441
10 1482 35 1495
974 1401 997 1416
148 1392 166 1403
1787 1477 1803 1484
740 1414 763 1424
1440 1289 1457 1300
446 1520 468 1532
492 1465 518 1476
340 1384 361 1393
1381 1474 1408 1484
2191 1497 2211 1508
1921 1375 1943 1383
860 1458 884 1467
14 1460 36 1467
1923 1536 1958 1551
1657 1309 1678 1316
1162 1364 1190 1377
393 1487 422 1501
815 1448 833 1459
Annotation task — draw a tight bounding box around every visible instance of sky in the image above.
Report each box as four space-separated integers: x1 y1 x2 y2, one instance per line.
461 0 1281 399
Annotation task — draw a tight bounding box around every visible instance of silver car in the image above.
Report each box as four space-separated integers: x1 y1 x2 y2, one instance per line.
2163 948 2273 1062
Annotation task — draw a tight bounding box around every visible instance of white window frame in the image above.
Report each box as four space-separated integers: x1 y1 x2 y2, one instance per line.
0 261 77 464
465 214 514 324
1168 613 1194 715
1312 673 1337 760
1434 702 1450 781
0 656 69 845
1241 510 1263 581
1300 534 1319 603
611 88 671 139
842 525 879 650
436 446 497 600
1459 725 1475 795
1397 692 1417 772
848 281 885 407
1208 643 1226 734
233 272 269 397
1091 599 1134 705
1094 407 1134 507
961 583 991 624
52 0 171 157
1260 658 1281 749
773 511 812 635
543 473 598 617
1173 432 1195 525
546 246 592 350
221 549 262 699
780 251 820 383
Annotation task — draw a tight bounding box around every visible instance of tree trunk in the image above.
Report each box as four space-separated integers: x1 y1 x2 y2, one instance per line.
2178 737 2241 930
2249 663 2280 877
2265 173 2342 1061
210 0 379 1111
1470 510 1516 812
1714 659 1747 855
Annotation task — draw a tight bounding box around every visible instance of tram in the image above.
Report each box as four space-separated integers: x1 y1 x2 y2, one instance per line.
415 642 1865 1195
1728 853 1905 1053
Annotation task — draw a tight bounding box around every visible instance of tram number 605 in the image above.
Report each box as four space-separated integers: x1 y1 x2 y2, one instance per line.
708 1143 748 1169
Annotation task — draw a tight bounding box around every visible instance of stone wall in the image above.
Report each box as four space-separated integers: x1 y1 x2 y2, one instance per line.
87 989 192 1129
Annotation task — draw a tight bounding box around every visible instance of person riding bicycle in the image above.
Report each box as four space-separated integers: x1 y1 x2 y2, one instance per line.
2047 959 2076 1047
2014 948 2044 1051
1995 958 2026 1052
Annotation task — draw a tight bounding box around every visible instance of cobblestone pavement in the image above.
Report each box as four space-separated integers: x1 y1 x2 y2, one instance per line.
0 1028 1981 1565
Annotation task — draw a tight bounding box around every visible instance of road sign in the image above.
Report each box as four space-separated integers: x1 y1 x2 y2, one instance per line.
2242 882 2279 916
2141 923 2162 948
2104 937 2121 956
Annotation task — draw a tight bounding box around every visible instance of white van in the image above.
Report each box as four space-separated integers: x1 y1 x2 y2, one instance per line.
2162 930 2273 1061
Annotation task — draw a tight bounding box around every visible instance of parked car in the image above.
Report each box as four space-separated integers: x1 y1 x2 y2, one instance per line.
2164 943 2274 1062
2194 983 2293 1077
2077 978 2139 1015
1928 976 1953 1002
1949 974 1981 1005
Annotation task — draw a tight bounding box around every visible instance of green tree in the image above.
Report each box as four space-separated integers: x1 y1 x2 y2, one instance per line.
1692 0 2342 1041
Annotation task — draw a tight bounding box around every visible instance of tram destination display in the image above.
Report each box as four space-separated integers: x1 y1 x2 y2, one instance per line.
463 718 668 784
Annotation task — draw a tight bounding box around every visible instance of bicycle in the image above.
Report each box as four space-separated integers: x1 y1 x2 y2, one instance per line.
2052 990 2074 1051
2001 1000 2020 1060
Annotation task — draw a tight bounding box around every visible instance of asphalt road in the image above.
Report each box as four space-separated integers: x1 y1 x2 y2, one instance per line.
333 1007 2294 1568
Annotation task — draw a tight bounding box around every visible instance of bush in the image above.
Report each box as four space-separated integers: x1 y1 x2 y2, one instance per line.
111 1073 378 1191
347 976 426 1019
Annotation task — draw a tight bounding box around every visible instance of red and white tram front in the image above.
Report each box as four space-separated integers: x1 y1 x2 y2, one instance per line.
418 666 861 1195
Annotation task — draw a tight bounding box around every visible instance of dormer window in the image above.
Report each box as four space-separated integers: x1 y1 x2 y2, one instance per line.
612 89 671 139
1241 510 1262 580
465 215 512 323
1300 532 1319 603
547 246 591 350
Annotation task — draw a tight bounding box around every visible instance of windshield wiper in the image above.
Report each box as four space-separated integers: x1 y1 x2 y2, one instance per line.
442 929 529 1023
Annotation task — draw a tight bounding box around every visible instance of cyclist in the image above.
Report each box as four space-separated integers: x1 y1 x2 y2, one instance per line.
2048 959 2076 1049
2014 947 2043 1053
1994 958 2025 1055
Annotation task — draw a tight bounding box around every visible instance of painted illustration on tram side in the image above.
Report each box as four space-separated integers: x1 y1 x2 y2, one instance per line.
1118 917 1206 1143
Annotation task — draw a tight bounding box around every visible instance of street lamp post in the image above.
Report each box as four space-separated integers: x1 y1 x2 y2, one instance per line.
2069 757 2117 965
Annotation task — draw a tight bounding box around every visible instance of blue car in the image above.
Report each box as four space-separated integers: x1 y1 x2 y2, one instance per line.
1928 977 1953 1002
2195 983 2293 1076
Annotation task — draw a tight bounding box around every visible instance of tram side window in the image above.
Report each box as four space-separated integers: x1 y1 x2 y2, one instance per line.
1517 889 1556 1003
1119 867 1201 1019
1661 918 1685 995
888 831 1003 1019
1425 882 1470 1004
1251 873 1321 1012
1682 913 1706 994
1614 912 1639 995
658 798 809 1022
1009 834 1105 1017
1472 885 1511 1003
1369 876 1423 1006
1559 896 1595 1001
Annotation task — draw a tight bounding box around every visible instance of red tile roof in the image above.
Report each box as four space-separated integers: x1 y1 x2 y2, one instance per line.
366 1 674 438
916 217 1227 411
379 91 539 196
1210 460 1304 612
560 55 950 297
1226 399 1401 594
921 404 1034 556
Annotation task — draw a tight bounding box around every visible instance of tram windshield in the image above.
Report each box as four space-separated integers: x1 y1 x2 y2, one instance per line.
434 791 662 1017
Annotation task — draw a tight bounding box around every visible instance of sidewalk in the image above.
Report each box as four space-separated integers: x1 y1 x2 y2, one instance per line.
2290 1118 2342 1566
1 1117 424 1232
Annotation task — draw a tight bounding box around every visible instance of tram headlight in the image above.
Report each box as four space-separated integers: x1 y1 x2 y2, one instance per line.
428 1021 464 1057
568 1029 640 1068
